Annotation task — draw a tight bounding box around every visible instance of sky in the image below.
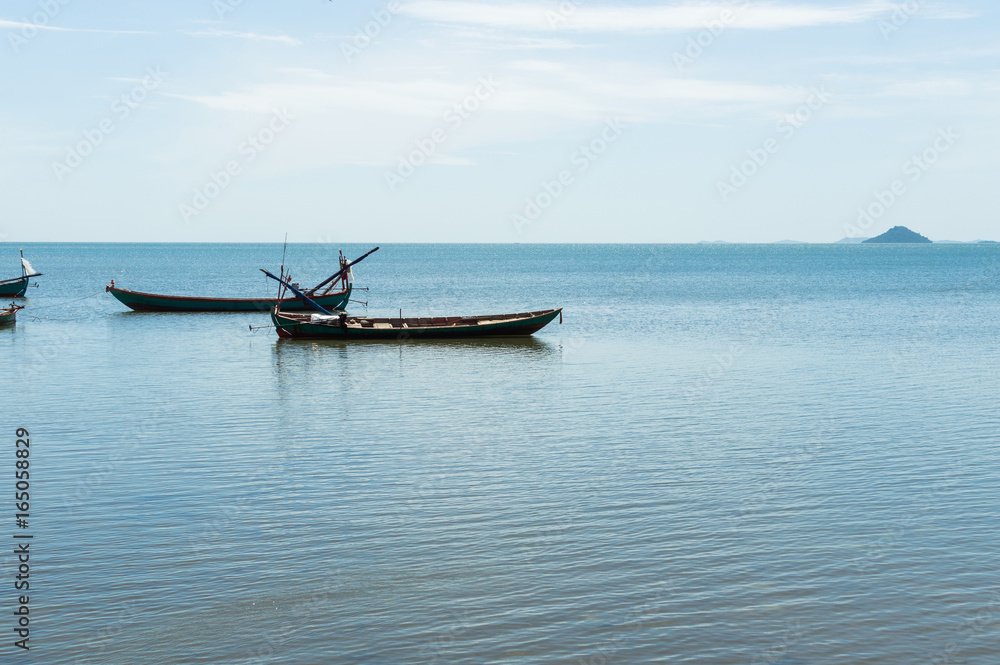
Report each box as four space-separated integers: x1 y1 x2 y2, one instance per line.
1 0 998 243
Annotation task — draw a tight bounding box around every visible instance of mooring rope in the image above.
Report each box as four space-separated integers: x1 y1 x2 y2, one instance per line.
17 290 105 312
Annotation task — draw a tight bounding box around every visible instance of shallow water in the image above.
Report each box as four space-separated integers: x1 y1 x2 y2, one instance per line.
2 243 999 663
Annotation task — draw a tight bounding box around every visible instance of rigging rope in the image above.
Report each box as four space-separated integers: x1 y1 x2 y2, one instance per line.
16 290 105 312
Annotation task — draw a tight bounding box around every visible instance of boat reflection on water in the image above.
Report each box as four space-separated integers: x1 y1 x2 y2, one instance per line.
270 334 563 396
272 334 560 364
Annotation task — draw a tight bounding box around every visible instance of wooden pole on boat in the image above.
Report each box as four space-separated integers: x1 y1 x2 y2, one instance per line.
278 234 288 299
306 246 379 295
260 269 332 315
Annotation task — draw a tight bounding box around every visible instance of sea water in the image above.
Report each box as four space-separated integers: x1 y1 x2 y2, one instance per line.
2 243 998 664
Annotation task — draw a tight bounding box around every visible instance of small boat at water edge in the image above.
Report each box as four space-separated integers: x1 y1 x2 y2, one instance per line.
0 251 43 298
271 308 562 340
0 304 24 326
106 247 378 313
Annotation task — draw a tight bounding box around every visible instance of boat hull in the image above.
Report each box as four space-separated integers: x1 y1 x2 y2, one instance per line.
0 277 28 298
107 286 352 312
271 308 562 340
0 306 22 326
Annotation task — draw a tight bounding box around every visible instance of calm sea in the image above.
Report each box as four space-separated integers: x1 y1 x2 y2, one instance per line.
2 243 999 664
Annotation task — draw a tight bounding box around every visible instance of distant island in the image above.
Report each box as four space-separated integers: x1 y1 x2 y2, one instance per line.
862 226 932 244
693 230 994 244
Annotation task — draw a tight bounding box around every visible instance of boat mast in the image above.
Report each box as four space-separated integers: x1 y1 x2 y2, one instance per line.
18 250 42 280
306 246 379 295
260 269 332 315
338 251 347 294
278 234 288 299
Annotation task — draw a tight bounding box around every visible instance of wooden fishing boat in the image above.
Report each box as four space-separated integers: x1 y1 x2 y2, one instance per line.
106 283 352 313
271 307 562 340
106 247 378 313
0 251 42 298
0 276 28 298
261 257 561 340
0 304 24 326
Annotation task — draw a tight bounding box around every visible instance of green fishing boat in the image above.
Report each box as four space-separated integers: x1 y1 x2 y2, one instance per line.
0 251 42 298
106 283 353 313
107 247 378 313
0 304 23 326
261 265 561 340
0 277 28 298
271 307 562 340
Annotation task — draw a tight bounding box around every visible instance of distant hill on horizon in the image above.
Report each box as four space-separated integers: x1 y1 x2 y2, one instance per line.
691 234 993 244
862 226 932 244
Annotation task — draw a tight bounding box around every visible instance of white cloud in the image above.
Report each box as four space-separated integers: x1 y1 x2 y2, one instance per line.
429 26 588 50
0 18 149 34
919 5 979 20
399 0 908 32
184 30 302 45
880 78 978 98
175 63 801 120
0 19 71 32
812 44 1000 66
162 60 813 178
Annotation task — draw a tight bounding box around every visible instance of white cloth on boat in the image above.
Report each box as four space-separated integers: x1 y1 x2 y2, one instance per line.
21 258 40 276
310 313 342 323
